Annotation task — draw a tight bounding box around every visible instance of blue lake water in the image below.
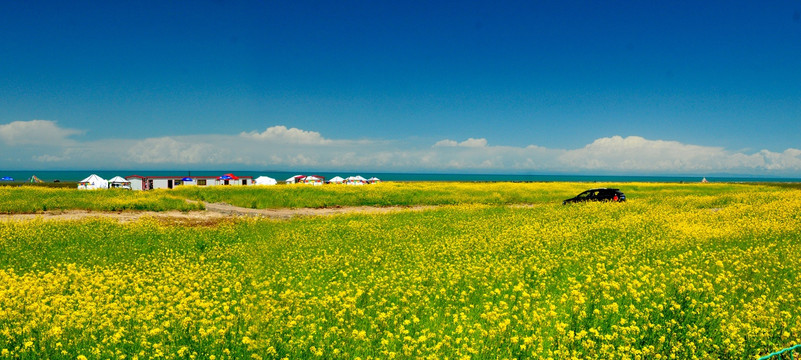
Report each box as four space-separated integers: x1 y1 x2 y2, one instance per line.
1 170 799 183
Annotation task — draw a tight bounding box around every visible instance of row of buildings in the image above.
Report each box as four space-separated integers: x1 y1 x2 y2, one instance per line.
78 174 256 190
284 175 381 186
78 174 381 190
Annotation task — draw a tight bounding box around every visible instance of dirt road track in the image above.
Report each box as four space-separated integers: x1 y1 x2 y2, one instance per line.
0 202 433 223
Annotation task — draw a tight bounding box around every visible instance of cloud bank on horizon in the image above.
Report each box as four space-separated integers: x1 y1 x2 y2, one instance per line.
1 119 800 175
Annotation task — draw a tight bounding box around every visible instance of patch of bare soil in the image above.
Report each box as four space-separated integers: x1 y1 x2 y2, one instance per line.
0 203 434 223
0 209 226 223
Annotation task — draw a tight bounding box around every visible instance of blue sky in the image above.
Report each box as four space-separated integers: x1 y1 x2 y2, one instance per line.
2 1 801 175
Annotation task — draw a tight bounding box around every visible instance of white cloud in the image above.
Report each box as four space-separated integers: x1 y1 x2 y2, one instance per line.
0 120 83 146
758 148 801 170
33 154 70 162
127 137 229 164
460 138 488 148
428 137 562 170
434 138 488 148
560 136 725 171
424 135 801 174
559 135 801 173
240 125 332 145
90 133 801 174
2 120 801 175
433 139 458 147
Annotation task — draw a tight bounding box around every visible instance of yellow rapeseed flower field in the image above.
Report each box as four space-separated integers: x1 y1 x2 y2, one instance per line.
0 182 800 359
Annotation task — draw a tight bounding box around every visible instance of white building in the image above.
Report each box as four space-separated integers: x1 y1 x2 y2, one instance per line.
126 175 254 190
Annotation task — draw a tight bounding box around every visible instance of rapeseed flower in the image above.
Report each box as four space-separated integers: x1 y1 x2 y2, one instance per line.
0 183 799 358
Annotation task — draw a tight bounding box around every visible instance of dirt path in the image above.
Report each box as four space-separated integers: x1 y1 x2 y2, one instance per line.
0 202 434 223
202 202 432 218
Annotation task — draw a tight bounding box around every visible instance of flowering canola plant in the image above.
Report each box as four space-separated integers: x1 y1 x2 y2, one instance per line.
1 183 800 359
0 187 203 213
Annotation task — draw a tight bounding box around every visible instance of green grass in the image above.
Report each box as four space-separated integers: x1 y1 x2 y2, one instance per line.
170 181 769 209
0 187 203 213
0 181 78 188
0 181 787 213
170 182 559 208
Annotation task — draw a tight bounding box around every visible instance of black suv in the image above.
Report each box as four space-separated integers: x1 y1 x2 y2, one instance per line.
563 188 626 204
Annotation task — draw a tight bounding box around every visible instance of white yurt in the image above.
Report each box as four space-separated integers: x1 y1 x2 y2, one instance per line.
328 176 345 184
346 175 367 185
303 175 324 186
255 176 277 186
108 176 132 190
368 177 381 184
78 174 108 190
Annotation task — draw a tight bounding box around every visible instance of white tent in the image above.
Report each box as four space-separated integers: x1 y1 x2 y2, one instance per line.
78 174 108 190
328 176 345 184
346 175 367 185
108 176 132 190
255 176 277 186
303 175 324 186
367 177 381 184
286 175 305 184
